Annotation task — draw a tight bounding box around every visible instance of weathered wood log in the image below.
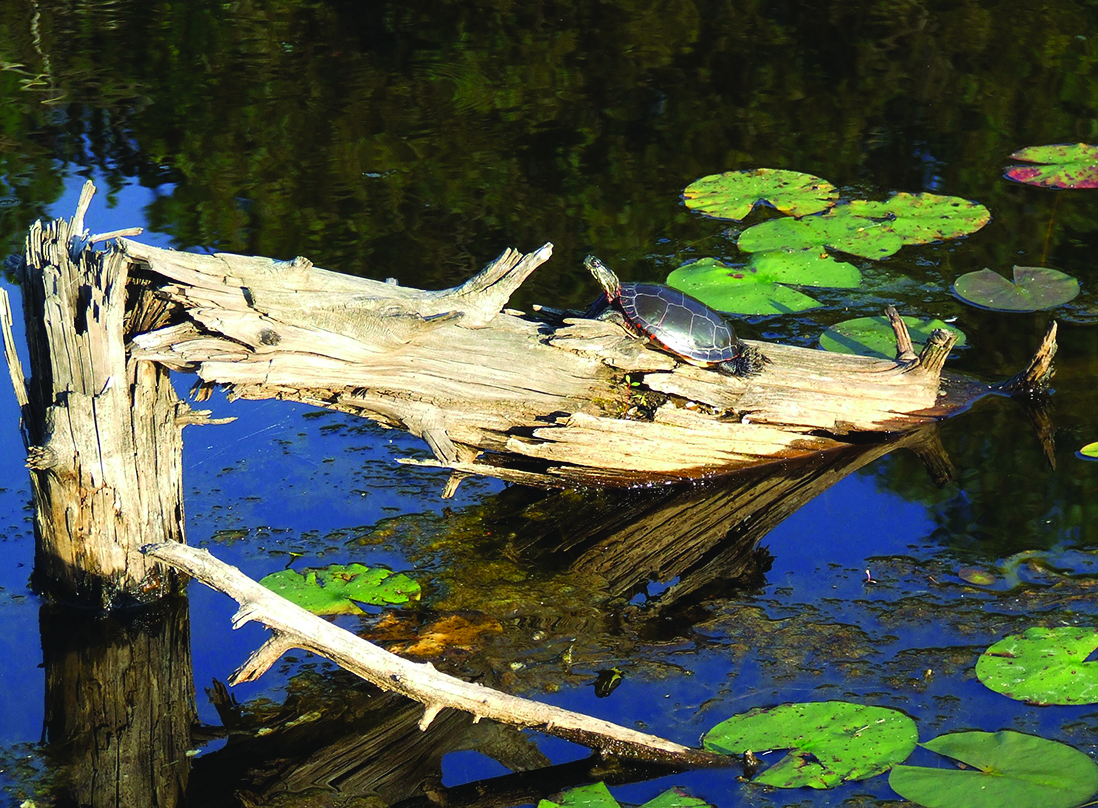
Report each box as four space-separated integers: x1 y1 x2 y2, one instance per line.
143 541 727 767
119 232 1054 488
1 183 196 607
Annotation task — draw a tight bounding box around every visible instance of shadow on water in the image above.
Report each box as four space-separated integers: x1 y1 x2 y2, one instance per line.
189 670 706 808
29 427 959 806
38 599 194 807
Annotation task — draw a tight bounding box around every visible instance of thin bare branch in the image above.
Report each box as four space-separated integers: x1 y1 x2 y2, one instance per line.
143 541 726 767
0 288 29 410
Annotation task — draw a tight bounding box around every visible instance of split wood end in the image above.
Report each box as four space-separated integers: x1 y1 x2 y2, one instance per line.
995 321 1058 396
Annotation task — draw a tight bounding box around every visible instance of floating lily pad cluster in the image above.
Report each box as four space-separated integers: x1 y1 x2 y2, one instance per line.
694 626 1098 807
736 192 991 260
545 735 1098 808
259 563 421 616
674 169 991 316
963 143 1093 314
1001 145 1094 462
666 253 860 316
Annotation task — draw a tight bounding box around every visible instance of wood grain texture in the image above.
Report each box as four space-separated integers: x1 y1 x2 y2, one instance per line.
118 237 1028 489
11 182 187 607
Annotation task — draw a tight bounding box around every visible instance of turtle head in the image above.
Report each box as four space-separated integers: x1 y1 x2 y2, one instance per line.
584 255 621 299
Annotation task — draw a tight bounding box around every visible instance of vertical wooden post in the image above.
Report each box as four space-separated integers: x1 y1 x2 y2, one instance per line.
8 180 186 608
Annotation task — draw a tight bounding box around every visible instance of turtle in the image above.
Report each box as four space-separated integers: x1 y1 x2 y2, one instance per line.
584 255 769 376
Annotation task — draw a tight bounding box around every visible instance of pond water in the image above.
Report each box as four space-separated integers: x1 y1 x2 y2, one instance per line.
2 2 1098 806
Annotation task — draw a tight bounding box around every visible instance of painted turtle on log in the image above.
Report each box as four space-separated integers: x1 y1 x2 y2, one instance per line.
584 255 769 376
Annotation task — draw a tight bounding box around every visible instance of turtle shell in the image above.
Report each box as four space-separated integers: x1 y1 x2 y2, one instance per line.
617 282 744 364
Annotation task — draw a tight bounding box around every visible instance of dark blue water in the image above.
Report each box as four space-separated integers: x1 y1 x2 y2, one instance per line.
2 3 1098 805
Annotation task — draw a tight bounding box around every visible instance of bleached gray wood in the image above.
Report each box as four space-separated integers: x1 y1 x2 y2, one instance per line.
119 235 1050 488
8 181 187 607
0 289 28 411
143 541 725 767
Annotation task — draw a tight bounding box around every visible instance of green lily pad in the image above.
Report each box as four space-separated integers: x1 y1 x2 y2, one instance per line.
538 782 709 808
1080 441 1098 459
637 787 710 808
738 194 990 260
667 257 820 314
889 731 1098 808
738 205 905 259
666 251 860 315
853 194 992 244
746 248 863 287
1005 143 1098 189
958 568 997 586
702 701 918 789
953 266 1079 312
260 563 421 616
682 169 838 221
538 782 617 808
975 626 1098 705
819 316 966 359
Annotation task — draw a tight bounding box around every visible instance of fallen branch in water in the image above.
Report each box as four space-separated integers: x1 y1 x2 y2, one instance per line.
143 542 726 767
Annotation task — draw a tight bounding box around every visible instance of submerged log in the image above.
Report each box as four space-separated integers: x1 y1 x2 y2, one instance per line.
190 687 557 806
120 231 1055 488
191 683 670 808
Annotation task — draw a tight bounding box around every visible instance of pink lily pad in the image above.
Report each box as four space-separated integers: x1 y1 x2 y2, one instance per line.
1005 143 1098 189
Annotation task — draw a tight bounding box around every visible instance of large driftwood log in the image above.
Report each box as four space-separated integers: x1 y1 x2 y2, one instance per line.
120 230 1055 488
143 542 725 767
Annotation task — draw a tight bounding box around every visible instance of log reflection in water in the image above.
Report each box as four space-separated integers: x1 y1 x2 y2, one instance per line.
185 430 952 804
40 598 195 808
501 427 951 612
188 684 557 806
189 678 693 808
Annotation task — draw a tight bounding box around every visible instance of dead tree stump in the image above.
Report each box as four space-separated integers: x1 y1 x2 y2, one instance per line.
7 182 189 608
